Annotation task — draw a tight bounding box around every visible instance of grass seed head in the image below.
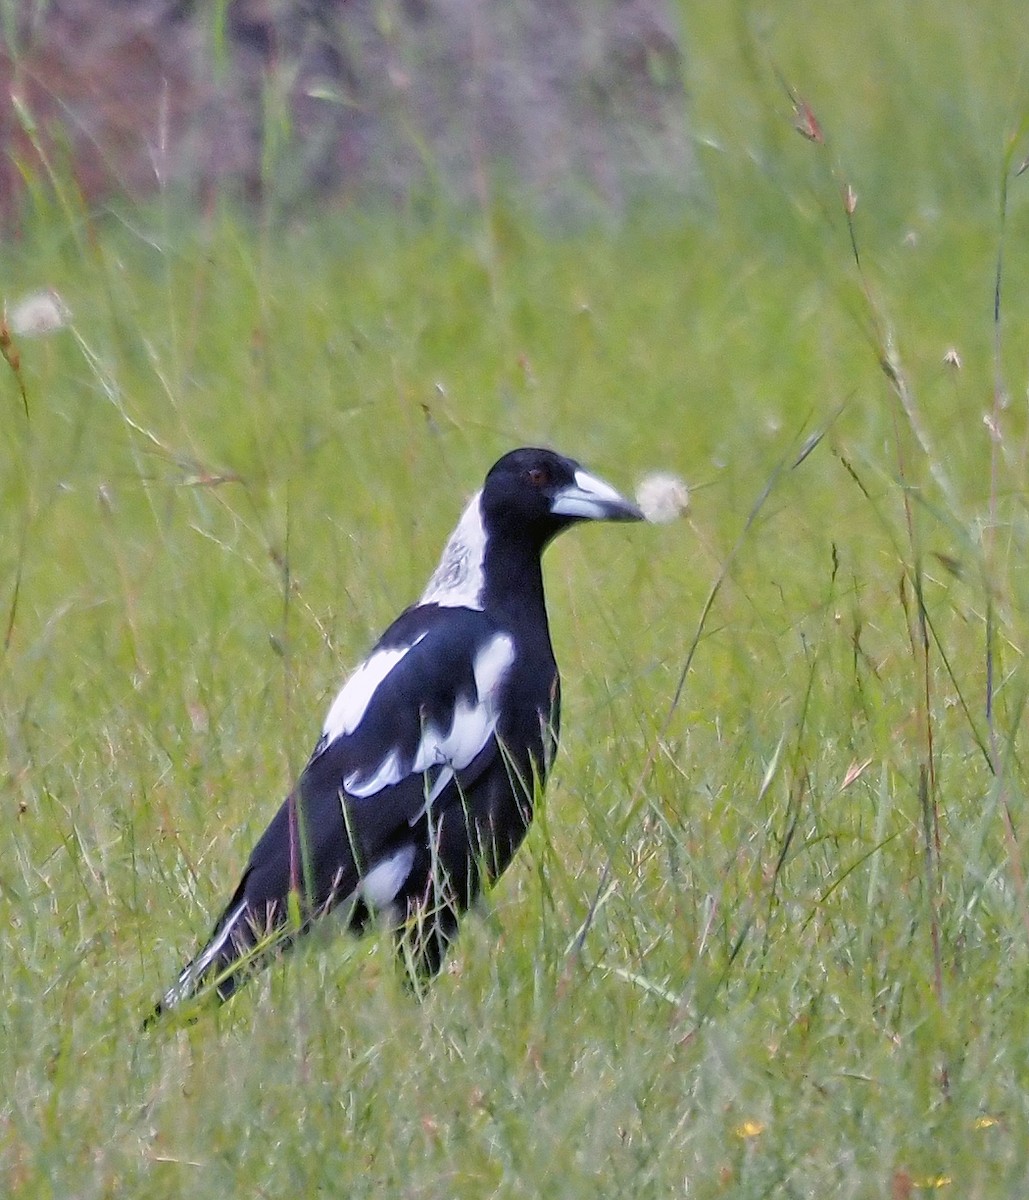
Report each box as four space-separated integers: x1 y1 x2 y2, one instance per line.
7 289 70 337
636 472 690 523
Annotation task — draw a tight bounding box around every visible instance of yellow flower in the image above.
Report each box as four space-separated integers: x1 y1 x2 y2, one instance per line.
733 1120 765 1139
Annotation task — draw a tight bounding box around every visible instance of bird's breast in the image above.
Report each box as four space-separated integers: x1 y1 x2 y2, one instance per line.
494 640 559 771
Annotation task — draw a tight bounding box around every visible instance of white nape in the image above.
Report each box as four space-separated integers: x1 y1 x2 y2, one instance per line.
322 635 427 747
420 492 487 610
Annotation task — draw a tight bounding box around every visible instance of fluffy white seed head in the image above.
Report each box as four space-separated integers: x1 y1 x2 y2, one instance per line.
7 289 70 337
635 472 690 524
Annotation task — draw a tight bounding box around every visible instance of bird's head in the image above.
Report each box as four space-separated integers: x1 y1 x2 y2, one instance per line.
482 448 643 540
421 447 642 611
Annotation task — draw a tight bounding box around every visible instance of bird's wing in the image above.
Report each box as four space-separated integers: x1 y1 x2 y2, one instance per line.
155 606 517 1013
237 606 515 916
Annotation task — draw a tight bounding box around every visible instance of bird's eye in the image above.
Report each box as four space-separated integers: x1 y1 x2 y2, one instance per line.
526 467 550 488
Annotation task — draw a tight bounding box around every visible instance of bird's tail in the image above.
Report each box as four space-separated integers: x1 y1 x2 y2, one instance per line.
145 888 260 1027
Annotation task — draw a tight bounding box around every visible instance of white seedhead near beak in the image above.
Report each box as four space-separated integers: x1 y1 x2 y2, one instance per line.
636 472 690 524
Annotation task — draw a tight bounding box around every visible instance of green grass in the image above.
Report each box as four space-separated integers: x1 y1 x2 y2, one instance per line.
5 3 1029 1195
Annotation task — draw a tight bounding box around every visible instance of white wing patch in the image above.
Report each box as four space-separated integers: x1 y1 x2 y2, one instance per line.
345 749 403 798
473 631 516 700
322 635 427 747
419 492 487 610
344 633 515 806
360 844 416 909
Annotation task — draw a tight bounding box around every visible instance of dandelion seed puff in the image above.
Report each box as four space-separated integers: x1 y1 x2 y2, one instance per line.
7 289 70 337
636 472 690 524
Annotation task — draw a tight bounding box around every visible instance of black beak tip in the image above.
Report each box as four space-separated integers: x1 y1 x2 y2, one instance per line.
612 499 645 523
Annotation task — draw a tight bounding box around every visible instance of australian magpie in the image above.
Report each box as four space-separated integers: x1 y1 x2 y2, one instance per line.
150 447 642 1019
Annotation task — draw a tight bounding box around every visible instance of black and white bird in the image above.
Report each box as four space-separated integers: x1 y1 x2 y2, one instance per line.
150 447 642 1019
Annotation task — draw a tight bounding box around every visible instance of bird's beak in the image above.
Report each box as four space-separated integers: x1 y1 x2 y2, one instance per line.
550 469 644 523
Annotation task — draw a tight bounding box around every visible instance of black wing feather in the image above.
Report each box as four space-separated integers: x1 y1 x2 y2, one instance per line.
156 605 507 1011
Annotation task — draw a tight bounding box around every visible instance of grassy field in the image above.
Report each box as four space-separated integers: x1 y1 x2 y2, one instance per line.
5 3 1029 1196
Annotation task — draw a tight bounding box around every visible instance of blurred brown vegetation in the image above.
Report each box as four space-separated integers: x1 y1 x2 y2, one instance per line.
0 0 695 223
